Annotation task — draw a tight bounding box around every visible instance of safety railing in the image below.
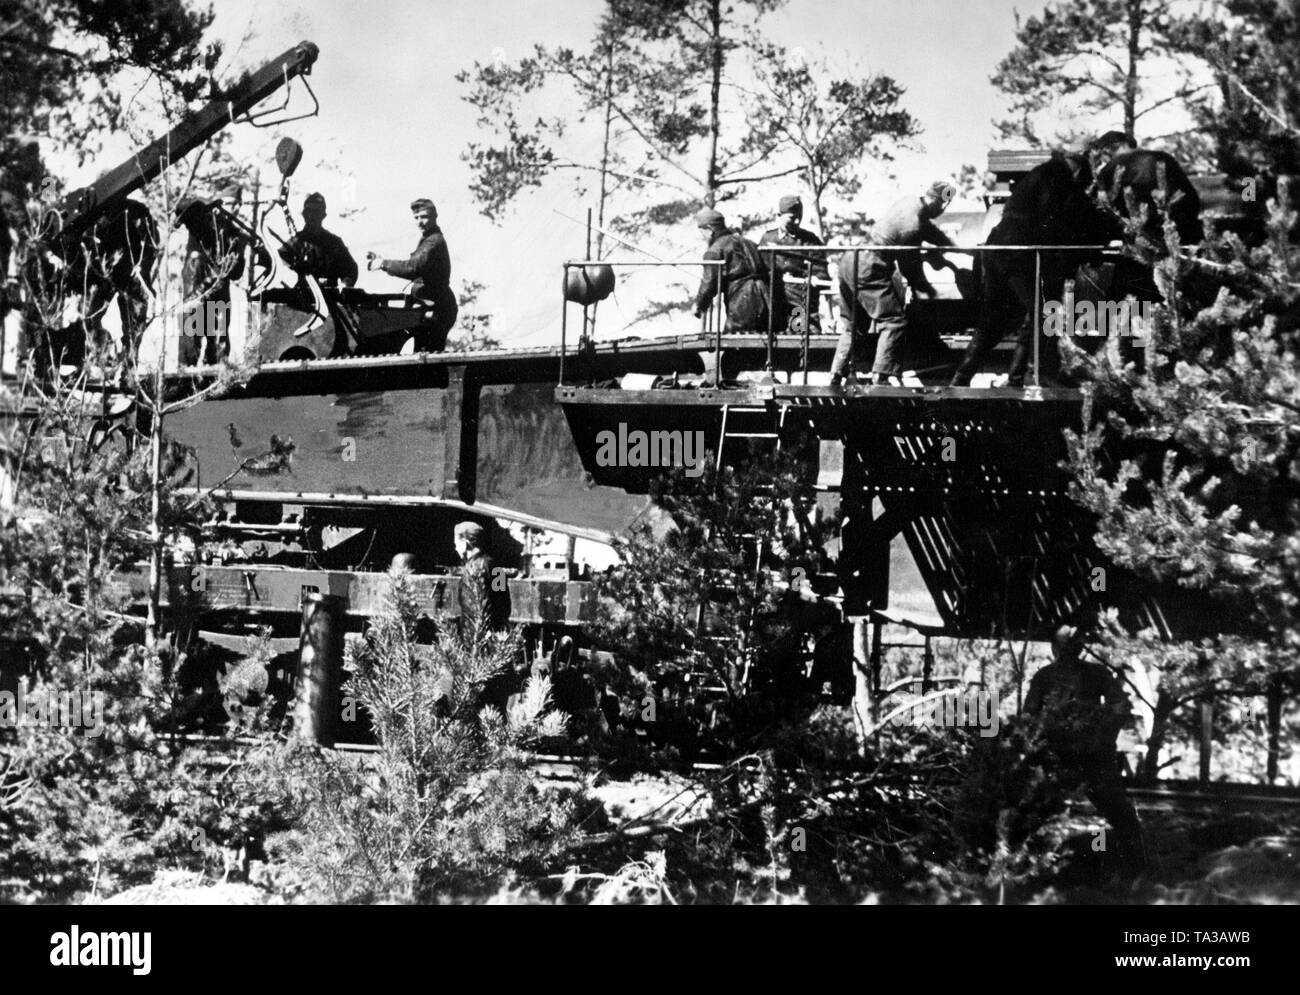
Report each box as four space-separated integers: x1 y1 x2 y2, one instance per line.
559 259 725 387
759 243 1121 388
560 244 1125 390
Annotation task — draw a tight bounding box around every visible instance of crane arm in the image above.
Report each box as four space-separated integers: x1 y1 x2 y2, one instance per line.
47 40 320 239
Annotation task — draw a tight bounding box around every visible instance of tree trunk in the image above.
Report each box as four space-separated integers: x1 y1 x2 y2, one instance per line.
596 41 615 255
1138 689 1177 783
145 362 164 658
704 0 722 206
1125 0 1142 140
851 618 871 755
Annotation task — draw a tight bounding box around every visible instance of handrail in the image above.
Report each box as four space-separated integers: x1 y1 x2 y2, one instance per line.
755 244 1119 252
560 258 724 387
560 243 1119 388
757 242 1123 386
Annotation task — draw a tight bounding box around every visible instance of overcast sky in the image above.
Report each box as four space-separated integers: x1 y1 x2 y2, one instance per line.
94 0 1073 345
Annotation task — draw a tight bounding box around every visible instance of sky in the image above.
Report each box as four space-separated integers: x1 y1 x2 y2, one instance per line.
77 0 1066 347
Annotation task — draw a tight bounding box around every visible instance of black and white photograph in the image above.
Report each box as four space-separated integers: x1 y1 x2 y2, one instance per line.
1 0 1297 933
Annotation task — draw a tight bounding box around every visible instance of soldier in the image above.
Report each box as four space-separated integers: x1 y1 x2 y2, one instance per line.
949 153 1120 388
175 186 254 366
1023 623 1148 877
1086 130 1136 175
454 521 508 632
830 181 956 387
758 195 829 333
692 208 770 333
366 198 458 352
278 192 358 288
1094 147 1203 248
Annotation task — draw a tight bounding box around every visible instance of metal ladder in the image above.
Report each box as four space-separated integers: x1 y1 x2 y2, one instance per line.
716 403 785 472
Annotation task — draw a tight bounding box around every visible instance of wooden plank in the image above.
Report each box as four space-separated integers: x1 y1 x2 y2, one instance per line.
107 564 595 624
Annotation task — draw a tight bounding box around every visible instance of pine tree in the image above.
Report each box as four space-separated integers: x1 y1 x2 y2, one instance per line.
1062 163 1300 778
291 571 582 902
593 449 833 752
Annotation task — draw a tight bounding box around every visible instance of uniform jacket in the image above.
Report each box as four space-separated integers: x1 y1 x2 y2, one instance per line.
1023 660 1132 757
1095 149 1203 245
759 225 830 281
459 549 509 630
862 195 954 293
694 229 770 331
279 226 358 286
382 227 457 312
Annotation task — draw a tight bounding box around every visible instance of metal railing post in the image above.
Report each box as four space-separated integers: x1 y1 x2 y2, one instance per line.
766 252 776 373
850 249 860 380
802 263 813 385
1032 249 1042 388
714 265 723 387
559 263 568 386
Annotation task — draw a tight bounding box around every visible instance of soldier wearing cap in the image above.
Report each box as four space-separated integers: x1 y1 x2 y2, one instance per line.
831 181 956 387
1024 622 1148 877
366 198 458 352
278 192 358 288
454 521 508 631
759 195 829 333
175 184 260 365
692 208 770 333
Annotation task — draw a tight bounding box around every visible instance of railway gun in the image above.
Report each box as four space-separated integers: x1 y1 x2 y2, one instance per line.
2 41 1271 753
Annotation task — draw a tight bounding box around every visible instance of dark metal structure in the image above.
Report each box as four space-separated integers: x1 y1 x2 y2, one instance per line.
6 39 1223 692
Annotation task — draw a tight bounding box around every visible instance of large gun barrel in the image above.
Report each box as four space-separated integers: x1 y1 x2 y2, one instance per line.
46 40 320 240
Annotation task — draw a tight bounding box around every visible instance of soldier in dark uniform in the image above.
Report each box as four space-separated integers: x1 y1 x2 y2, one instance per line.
175 186 256 366
949 153 1122 387
1024 623 1148 877
692 208 770 333
759 195 829 333
454 521 508 632
831 181 956 387
455 520 518 713
278 192 358 287
1086 130 1136 173
1094 148 1203 248
367 197 458 352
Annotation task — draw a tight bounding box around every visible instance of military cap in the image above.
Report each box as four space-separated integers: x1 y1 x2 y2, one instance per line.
1090 130 1135 152
1051 623 1083 651
923 181 958 207
778 195 802 214
694 208 726 228
454 521 484 544
410 197 437 216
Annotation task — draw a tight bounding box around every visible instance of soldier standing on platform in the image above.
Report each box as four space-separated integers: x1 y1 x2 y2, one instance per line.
691 208 770 333
830 181 956 387
367 198 458 352
278 192 358 288
759 195 829 333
